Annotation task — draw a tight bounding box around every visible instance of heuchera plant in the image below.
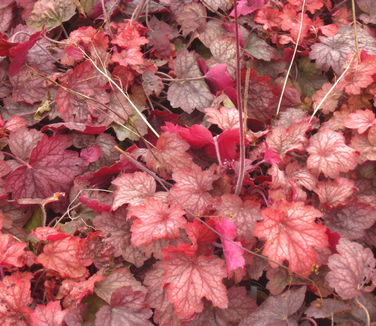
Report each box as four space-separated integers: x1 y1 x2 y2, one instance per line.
0 0 375 325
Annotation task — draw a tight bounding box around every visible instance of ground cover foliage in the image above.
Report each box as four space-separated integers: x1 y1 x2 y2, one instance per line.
0 0 376 325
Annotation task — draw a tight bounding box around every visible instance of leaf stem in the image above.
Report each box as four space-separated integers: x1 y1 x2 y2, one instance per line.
233 0 246 196
2 151 32 169
355 296 371 326
276 0 306 116
351 0 361 62
309 54 355 122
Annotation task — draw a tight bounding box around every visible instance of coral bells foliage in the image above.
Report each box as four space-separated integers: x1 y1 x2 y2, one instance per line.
1 0 376 325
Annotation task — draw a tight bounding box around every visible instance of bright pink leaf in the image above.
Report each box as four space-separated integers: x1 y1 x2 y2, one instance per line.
30 301 67 326
314 177 356 207
254 201 328 275
343 109 376 134
170 164 219 216
326 239 376 299
214 218 245 273
161 243 228 319
205 64 234 93
112 172 156 210
36 236 92 279
128 197 186 247
306 129 359 178
0 233 26 267
239 287 306 326
5 135 83 200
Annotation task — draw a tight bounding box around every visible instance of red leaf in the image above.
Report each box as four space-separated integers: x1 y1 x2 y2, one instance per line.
9 30 42 76
306 129 359 178
93 210 148 267
239 287 306 326
326 239 375 299
0 233 26 267
170 164 219 216
314 177 356 207
214 218 245 273
0 32 17 56
0 272 33 324
5 134 83 200
254 201 328 275
57 274 104 308
128 197 186 246
80 145 102 166
344 109 376 134
36 236 92 279
79 196 111 214
161 243 228 319
30 301 67 326
56 61 110 125
95 286 153 326
144 131 193 178
112 171 158 210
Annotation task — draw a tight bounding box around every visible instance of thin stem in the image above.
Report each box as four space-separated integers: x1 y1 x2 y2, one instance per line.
2 152 32 168
131 0 147 21
233 0 245 196
300 317 318 326
351 0 361 62
309 54 355 122
160 76 206 82
276 0 306 116
355 296 371 326
81 50 160 138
